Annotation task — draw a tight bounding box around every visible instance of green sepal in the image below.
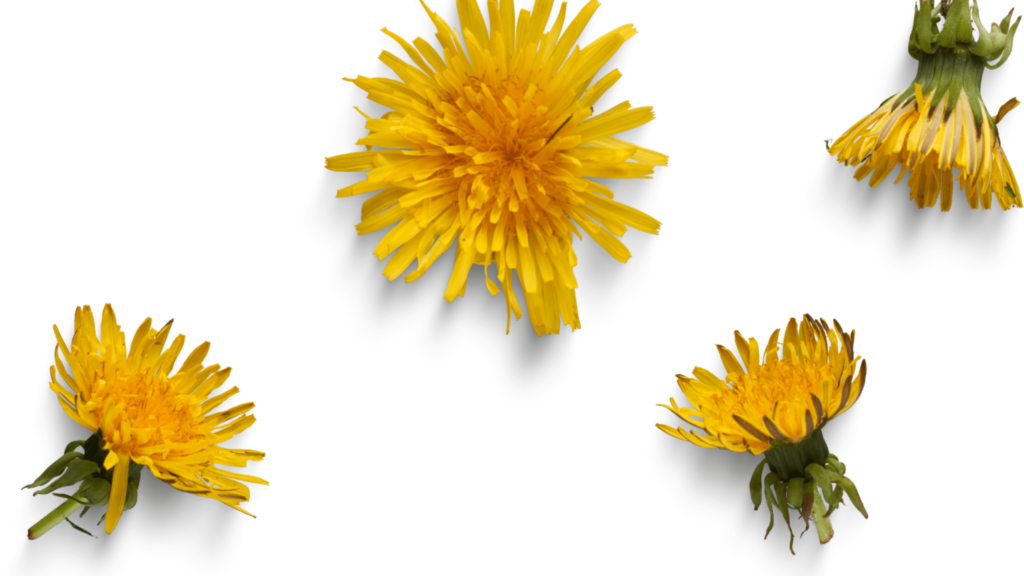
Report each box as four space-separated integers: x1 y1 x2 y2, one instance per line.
23 451 82 490
762 472 779 539
955 0 975 43
937 0 972 47
805 463 837 507
770 480 790 527
32 459 99 496
825 454 846 476
64 517 96 538
808 482 835 544
95 472 142 526
80 478 112 506
123 473 141 512
749 458 766 510
911 1 940 58
936 0 961 47
987 16 1020 69
971 1 995 57
825 485 845 517
1001 8 1016 33
828 470 869 519
51 492 90 506
772 480 795 555
64 440 86 454
787 478 804 509
799 491 813 536
50 476 110 506
990 25 1009 59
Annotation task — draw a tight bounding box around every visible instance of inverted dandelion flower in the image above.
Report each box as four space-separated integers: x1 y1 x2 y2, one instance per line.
830 0 1020 210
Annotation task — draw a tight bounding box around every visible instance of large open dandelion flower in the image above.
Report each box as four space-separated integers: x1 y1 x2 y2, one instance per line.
830 0 1021 210
25 305 265 539
658 316 868 553
327 0 667 335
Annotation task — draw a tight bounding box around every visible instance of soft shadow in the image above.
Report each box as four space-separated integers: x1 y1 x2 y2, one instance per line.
13 526 114 572
893 55 919 88
47 413 89 448
504 274 567 377
820 158 1012 246
134 473 235 551
944 191 1015 245
655 428 755 495
653 432 830 562
433 260 569 377
317 169 363 232
320 167 452 325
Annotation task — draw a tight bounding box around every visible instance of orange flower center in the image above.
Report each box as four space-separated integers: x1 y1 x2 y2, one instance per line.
90 366 207 459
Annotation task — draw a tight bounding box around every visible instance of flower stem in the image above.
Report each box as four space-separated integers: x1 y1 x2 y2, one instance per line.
27 498 83 540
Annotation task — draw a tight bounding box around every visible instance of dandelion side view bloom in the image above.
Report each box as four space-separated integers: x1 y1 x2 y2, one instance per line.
25 305 266 539
830 0 1021 210
658 316 868 554
327 0 667 336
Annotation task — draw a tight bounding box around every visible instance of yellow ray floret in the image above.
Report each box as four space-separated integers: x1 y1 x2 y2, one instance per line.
51 305 266 534
831 87 1020 210
327 0 667 336
658 316 866 456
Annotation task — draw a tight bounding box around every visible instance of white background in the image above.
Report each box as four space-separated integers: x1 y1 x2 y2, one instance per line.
1 0 1021 573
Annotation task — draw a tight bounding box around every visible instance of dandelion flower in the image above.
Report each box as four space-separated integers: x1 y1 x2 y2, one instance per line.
830 0 1021 210
326 0 667 335
658 315 868 553
25 305 265 539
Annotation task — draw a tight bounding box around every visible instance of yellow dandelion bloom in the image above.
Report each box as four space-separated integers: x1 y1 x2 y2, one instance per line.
26 305 265 538
830 0 1021 210
659 316 866 455
658 316 868 552
327 0 667 335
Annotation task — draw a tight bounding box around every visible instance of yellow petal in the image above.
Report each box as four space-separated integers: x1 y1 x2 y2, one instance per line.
104 455 130 534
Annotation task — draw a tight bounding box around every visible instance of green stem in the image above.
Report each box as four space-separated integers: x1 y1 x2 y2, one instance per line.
27 498 83 540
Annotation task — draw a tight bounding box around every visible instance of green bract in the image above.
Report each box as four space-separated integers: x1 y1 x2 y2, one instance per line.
748 428 868 555
24 434 143 539
899 1 1020 141
910 0 1020 67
